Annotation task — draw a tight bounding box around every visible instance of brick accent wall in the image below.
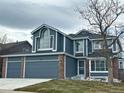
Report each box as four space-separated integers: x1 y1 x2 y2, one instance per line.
112 58 119 79
2 58 6 78
85 59 89 79
58 54 64 79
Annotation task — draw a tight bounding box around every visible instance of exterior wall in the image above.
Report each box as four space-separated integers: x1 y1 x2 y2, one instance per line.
57 33 64 52
85 59 89 79
112 58 119 79
65 37 73 55
84 39 87 56
88 39 92 54
66 56 77 78
58 54 65 79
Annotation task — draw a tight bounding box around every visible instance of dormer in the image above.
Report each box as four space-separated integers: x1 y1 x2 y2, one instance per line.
31 24 59 53
31 24 74 54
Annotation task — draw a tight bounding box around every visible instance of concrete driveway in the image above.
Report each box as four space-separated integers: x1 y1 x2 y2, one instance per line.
0 78 51 90
0 90 34 93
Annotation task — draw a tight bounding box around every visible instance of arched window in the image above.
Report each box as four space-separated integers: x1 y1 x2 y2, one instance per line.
40 29 50 49
39 29 54 50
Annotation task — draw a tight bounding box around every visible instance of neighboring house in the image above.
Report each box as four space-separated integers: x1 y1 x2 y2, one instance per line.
0 41 32 78
1 24 124 81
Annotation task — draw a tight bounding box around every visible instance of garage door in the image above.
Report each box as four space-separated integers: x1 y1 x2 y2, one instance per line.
25 61 58 78
7 62 21 78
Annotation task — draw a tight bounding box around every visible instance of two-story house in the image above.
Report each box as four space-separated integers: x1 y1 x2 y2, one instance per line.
1 24 123 81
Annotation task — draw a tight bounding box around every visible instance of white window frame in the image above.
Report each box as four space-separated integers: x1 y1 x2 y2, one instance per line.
112 40 119 53
75 40 84 53
93 41 102 49
119 60 124 69
77 60 86 76
90 60 108 72
38 29 55 51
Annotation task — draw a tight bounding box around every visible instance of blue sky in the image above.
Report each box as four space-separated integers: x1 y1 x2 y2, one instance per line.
0 0 124 44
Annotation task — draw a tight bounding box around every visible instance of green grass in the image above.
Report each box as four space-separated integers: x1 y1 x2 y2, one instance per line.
15 80 124 93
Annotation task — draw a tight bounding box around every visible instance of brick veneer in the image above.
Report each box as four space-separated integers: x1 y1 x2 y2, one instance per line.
85 59 89 79
58 54 64 79
2 58 6 78
112 58 119 79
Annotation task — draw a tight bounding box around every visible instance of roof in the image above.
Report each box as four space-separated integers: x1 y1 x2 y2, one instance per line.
0 41 32 55
68 29 116 39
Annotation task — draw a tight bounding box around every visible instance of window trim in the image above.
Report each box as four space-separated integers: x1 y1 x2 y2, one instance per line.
38 29 55 51
75 40 84 53
90 60 107 72
93 41 102 49
77 60 86 76
119 60 124 69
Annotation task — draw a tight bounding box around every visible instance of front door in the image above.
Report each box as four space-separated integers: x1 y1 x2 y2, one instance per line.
78 61 85 75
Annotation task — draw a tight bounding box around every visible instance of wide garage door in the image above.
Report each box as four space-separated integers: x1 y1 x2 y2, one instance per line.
7 62 21 78
25 61 58 78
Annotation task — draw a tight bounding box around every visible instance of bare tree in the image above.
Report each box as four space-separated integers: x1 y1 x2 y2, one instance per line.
79 0 124 84
0 34 7 44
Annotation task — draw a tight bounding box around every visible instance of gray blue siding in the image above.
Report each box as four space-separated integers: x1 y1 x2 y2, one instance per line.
65 37 73 55
8 57 22 61
26 55 58 61
84 39 87 56
57 32 64 52
88 39 92 54
66 56 77 77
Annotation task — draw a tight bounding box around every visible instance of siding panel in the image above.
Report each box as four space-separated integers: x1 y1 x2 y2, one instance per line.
66 56 77 77
65 38 73 55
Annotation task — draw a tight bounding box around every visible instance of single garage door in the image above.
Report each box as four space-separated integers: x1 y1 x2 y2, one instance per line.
7 62 21 78
25 61 58 78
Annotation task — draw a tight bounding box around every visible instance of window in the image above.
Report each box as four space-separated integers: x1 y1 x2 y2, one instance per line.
75 40 83 52
39 29 55 50
94 41 102 49
91 60 107 71
119 61 124 69
79 61 84 74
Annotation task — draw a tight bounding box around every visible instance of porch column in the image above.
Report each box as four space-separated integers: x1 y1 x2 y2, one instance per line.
58 54 65 79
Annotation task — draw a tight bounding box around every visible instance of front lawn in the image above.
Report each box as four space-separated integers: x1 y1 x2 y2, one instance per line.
15 80 124 93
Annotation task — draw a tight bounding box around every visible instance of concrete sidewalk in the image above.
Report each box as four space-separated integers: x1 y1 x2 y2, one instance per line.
0 79 51 90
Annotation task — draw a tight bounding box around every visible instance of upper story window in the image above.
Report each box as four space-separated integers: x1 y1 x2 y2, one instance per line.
75 40 84 53
91 60 107 71
94 41 102 49
39 29 54 50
